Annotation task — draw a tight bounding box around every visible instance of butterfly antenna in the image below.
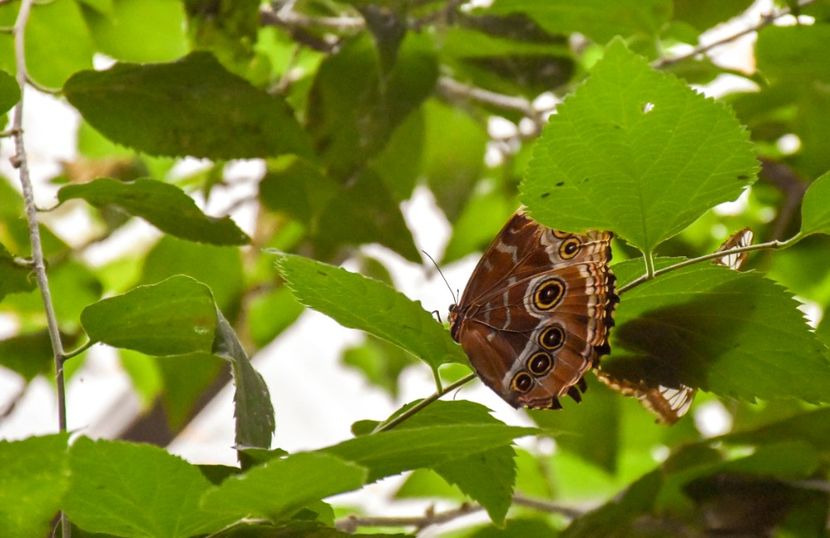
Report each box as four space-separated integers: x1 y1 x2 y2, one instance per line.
421 250 458 305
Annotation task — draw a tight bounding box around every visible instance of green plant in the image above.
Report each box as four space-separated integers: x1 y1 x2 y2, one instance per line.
1 1 829 537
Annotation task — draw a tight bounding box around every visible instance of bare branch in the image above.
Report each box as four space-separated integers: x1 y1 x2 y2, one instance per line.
335 494 582 533
10 0 70 534
654 0 817 68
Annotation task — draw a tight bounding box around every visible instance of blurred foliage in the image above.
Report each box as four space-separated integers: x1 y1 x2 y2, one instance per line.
0 0 829 536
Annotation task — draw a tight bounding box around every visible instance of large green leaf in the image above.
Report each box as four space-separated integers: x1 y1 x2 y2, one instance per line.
0 330 55 381
212 308 275 454
275 253 467 371
141 236 244 311
529 376 620 474
521 40 758 256
65 437 233 537
799 171 830 238
485 0 671 43
63 51 312 159
307 33 437 179
58 178 250 245
200 453 367 521
606 260 830 402
0 434 69 538
315 169 420 262
398 401 518 524
83 0 189 62
721 407 830 454
320 423 535 482
81 275 216 355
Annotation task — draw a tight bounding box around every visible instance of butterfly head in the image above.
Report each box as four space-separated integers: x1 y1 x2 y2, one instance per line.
448 303 462 342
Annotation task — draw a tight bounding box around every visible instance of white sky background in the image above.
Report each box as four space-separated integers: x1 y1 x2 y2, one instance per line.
0 0 809 529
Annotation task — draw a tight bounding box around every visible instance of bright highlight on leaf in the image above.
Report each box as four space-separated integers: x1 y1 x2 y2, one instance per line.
274 252 468 371
63 51 313 159
521 39 758 256
58 178 250 245
799 171 830 238
81 275 217 356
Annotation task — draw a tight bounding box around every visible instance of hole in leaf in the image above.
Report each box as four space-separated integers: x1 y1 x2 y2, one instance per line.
643 102 655 113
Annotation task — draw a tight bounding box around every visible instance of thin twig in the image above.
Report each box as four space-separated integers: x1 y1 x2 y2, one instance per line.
437 76 542 124
335 494 581 533
371 373 476 433
654 0 816 68
0 381 28 421
617 239 793 295
336 502 482 533
11 0 70 535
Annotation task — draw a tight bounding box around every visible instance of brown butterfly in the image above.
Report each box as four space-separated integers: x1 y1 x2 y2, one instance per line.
595 227 754 423
448 210 617 409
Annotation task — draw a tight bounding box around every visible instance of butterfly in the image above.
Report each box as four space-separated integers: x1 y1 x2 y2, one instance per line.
448 210 617 409
595 227 754 423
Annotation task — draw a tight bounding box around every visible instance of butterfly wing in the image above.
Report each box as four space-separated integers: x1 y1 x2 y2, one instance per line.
452 211 617 409
595 227 754 423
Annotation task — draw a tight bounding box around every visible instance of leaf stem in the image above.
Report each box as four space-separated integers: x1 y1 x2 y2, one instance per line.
618 238 792 295
643 251 656 279
11 0 70 535
62 340 94 361
371 373 476 433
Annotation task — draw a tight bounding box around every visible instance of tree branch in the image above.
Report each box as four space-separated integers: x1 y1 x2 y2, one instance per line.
654 0 817 68
11 0 70 535
617 238 793 295
371 373 476 433
335 494 581 533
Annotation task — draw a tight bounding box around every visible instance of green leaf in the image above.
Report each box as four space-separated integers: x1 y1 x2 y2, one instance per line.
247 286 305 348
521 39 758 255
212 307 276 454
65 437 233 537
58 178 250 245
529 376 620 474
64 51 312 159
81 275 217 355
422 99 487 221
485 0 671 42
672 0 753 32
0 434 69 538
83 0 188 62
721 407 830 454
398 401 517 524
561 470 661 538
141 236 244 311
274 253 467 372
0 69 18 116
21 0 94 88
320 423 535 483
259 157 339 225
756 24 830 87
201 453 367 521
155 351 223 430
607 261 830 403
0 244 34 301
342 336 416 397
0 330 54 381
315 169 420 262
307 33 437 179
442 186 516 263
799 171 830 237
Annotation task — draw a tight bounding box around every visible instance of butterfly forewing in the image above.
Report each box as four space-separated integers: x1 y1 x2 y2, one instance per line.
450 211 617 409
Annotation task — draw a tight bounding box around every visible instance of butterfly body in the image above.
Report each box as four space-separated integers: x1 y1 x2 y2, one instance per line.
449 211 617 409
